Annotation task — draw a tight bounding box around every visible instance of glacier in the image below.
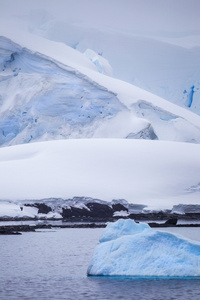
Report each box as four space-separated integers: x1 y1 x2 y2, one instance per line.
0 36 200 146
87 219 200 277
10 2 200 115
0 1 200 211
0 37 124 145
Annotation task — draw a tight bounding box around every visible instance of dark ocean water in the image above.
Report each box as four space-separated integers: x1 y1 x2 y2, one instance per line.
0 227 200 300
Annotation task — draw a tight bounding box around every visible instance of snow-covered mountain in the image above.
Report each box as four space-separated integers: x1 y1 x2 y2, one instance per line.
1 0 200 146
28 10 200 115
1 0 200 114
1 36 200 146
0 36 125 145
0 0 200 211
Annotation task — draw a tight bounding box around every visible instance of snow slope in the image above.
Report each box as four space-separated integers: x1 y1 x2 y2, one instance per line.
1 1 200 145
0 1 200 210
0 139 200 209
87 219 200 277
1 0 200 114
0 36 200 146
0 36 125 145
0 201 61 220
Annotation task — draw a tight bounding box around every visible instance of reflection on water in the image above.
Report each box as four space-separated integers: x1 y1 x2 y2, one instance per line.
0 227 200 299
2 276 199 300
87 277 200 300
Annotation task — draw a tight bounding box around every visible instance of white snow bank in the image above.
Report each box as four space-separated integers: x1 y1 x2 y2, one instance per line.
0 20 96 74
0 139 200 209
0 202 62 219
0 202 38 219
113 210 129 218
37 211 62 219
87 219 200 277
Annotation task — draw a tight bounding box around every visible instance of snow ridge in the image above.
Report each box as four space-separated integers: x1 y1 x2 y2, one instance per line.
1 36 200 146
0 36 124 146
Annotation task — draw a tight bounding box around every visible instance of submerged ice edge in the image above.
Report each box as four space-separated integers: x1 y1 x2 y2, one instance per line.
87 274 200 280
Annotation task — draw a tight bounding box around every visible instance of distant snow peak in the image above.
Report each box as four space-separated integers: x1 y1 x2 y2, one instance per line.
29 9 54 29
172 203 200 214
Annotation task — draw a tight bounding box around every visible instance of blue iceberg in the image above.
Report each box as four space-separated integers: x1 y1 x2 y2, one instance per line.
87 219 200 277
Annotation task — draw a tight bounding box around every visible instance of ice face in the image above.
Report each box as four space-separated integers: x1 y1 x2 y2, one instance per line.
100 218 149 242
0 37 123 145
87 219 200 277
24 6 200 115
1 36 200 146
132 100 200 143
185 85 195 108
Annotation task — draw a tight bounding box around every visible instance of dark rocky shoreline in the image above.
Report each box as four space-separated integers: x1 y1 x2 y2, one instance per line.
0 223 106 235
1 199 200 223
1 220 200 235
1 198 200 234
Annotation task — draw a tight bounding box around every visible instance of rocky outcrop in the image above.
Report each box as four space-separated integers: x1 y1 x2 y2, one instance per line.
164 218 178 226
149 218 178 228
1 198 200 223
0 223 106 234
24 203 52 214
0 228 22 235
62 202 124 222
22 198 128 222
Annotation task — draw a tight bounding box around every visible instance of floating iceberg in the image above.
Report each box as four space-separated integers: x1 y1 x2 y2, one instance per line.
87 219 200 277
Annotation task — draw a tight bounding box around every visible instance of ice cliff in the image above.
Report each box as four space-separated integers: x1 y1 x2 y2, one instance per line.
87 219 200 277
1 36 200 146
0 37 124 146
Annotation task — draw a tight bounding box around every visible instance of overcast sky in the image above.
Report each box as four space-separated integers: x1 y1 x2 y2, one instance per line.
1 0 200 35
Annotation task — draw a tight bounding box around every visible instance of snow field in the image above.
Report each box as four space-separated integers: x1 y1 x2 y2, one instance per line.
0 139 200 209
0 1 200 212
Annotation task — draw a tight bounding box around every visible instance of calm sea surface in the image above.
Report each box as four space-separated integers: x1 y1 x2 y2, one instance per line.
0 226 200 300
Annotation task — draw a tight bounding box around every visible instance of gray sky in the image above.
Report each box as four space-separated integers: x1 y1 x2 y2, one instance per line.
1 0 200 34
